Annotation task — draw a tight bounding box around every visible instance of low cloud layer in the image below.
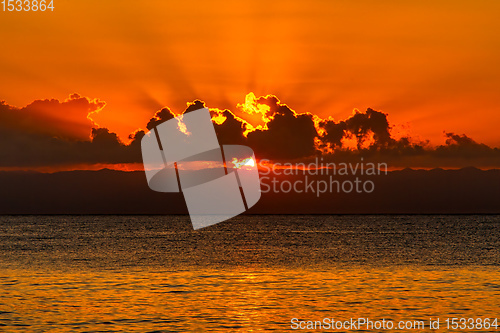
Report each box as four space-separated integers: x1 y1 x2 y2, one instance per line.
0 94 105 140
0 93 499 169
0 95 141 167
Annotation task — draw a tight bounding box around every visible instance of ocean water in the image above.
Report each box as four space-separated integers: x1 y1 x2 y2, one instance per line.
0 215 499 332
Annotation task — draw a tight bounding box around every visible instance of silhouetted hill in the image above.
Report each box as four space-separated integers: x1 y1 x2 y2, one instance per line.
0 169 187 214
0 168 498 214
252 167 500 214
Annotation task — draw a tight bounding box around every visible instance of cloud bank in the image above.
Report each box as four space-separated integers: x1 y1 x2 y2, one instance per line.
0 93 499 169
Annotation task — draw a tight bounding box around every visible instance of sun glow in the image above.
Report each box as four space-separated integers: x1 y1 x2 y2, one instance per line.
211 113 227 125
232 157 255 169
237 93 271 121
176 115 191 136
236 92 274 134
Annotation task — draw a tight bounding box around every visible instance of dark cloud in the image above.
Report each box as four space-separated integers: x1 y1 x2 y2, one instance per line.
0 93 105 140
318 120 346 149
319 108 396 150
434 132 498 159
345 108 394 148
0 95 141 167
0 93 499 169
0 127 142 168
146 107 176 130
245 96 318 159
210 109 248 146
443 132 486 148
184 100 206 114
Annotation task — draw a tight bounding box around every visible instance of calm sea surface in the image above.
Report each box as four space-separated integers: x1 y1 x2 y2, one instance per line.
0 215 499 332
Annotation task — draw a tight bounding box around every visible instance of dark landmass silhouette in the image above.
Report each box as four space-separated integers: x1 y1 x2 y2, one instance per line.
0 168 498 215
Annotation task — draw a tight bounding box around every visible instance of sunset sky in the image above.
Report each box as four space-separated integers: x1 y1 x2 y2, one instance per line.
1 0 500 148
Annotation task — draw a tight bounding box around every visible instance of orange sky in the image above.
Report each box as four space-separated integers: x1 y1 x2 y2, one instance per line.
1 0 500 146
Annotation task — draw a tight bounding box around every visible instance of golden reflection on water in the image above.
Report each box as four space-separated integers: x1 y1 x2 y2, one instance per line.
1 266 499 332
